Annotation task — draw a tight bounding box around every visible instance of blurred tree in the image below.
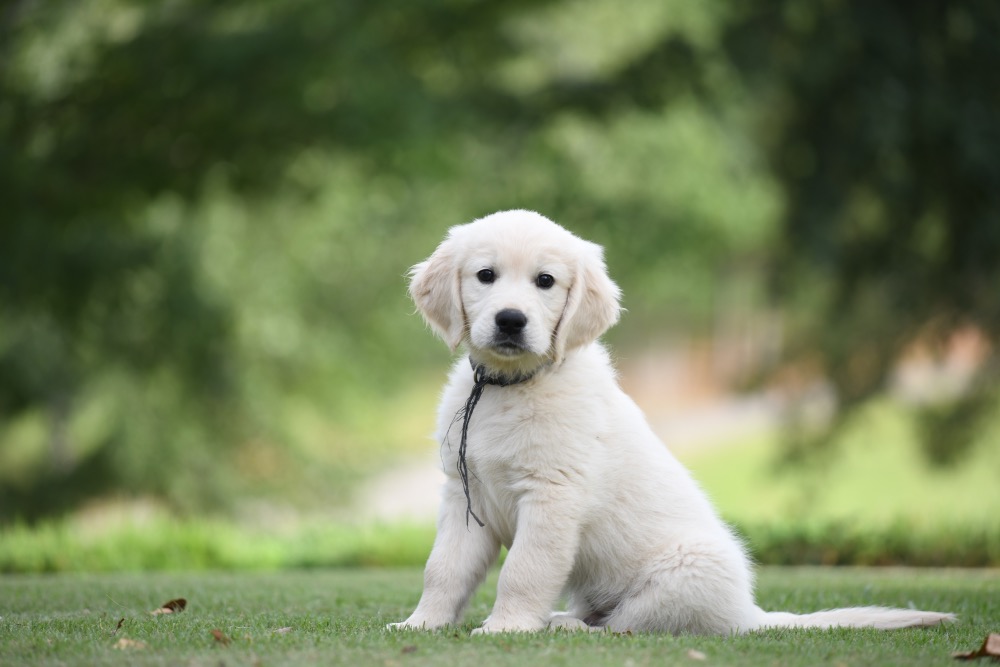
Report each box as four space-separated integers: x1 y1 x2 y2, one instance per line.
0 0 748 519
715 0 1000 462
4 0 994 520
0 0 557 518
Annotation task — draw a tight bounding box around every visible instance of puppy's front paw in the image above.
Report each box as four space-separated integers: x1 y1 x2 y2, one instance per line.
471 617 547 635
386 621 416 631
386 615 447 631
546 614 591 632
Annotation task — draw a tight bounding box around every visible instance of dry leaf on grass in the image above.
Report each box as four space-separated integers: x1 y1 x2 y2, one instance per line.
953 633 1000 661
113 638 148 650
274 627 294 635
401 645 418 654
211 629 231 646
686 648 707 661
150 598 187 615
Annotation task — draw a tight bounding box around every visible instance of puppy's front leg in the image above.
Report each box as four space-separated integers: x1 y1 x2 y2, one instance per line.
388 481 500 630
473 497 580 634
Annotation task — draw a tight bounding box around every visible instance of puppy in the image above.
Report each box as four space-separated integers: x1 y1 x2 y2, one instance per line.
390 210 954 635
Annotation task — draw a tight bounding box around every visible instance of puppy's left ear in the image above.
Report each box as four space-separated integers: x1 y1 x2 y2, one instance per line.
408 232 465 351
553 240 621 362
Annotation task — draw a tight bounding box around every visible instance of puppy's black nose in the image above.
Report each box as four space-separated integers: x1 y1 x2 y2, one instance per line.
495 309 527 335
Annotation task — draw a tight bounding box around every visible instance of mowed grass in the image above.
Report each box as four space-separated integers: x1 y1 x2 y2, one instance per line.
1 567 997 666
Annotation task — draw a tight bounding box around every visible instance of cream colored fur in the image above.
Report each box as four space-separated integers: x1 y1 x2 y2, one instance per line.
390 209 955 635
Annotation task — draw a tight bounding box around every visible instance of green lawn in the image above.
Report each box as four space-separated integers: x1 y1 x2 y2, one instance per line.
2 567 996 666
680 400 1000 530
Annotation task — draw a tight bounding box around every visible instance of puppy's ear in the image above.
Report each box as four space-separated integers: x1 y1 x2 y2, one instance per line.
408 233 465 351
553 240 621 362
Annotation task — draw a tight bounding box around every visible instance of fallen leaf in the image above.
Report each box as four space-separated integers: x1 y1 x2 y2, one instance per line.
274 627 294 635
150 598 187 615
401 645 418 654
687 648 707 661
211 629 231 646
953 633 1000 660
113 638 148 650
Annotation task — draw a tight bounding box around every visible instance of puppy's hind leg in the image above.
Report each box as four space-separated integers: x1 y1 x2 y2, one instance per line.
602 544 759 636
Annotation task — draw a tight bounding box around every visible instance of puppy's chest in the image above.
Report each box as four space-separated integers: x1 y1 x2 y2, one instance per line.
442 388 581 485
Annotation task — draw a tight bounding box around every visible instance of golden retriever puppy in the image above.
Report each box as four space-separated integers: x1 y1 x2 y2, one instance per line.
390 209 954 635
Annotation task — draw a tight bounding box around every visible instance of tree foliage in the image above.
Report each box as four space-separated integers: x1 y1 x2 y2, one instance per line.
1 0 997 519
718 0 1000 461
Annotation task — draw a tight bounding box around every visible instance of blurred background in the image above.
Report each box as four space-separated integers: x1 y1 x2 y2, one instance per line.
1 0 998 571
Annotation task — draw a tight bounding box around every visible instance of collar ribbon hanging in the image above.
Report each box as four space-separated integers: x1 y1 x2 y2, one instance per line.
456 359 534 527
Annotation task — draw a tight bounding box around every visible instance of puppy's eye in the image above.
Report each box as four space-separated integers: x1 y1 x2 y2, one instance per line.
477 268 495 284
536 273 555 289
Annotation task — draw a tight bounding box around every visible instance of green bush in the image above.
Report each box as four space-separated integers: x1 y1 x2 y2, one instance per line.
1 515 996 574
736 521 1000 568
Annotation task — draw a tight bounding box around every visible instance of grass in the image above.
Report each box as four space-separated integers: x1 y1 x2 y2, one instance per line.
679 399 1000 529
1 567 997 666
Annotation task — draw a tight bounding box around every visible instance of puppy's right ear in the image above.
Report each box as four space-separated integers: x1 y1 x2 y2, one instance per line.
408 234 465 351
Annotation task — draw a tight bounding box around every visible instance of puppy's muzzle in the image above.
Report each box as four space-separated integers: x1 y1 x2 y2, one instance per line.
493 308 528 352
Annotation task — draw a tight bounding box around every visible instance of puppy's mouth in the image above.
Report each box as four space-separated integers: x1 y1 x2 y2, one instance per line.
490 335 528 356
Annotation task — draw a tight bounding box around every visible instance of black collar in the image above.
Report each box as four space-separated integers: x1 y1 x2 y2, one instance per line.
469 357 537 387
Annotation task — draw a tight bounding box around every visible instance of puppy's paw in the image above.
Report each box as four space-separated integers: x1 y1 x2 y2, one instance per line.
471 617 547 635
386 621 415 631
546 614 591 632
386 616 447 631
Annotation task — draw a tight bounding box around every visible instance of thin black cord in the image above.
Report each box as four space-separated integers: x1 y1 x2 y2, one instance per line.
456 361 536 528
457 368 490 527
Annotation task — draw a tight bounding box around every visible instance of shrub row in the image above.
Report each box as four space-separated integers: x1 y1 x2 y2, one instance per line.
1 518 996 573
735 521 1000 568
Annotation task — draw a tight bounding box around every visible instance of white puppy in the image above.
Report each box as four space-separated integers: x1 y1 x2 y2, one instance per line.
391 210 954 635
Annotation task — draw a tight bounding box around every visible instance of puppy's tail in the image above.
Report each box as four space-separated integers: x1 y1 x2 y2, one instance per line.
757 606 955 630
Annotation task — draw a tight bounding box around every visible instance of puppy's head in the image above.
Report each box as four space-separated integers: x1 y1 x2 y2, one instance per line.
409 210 621 376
